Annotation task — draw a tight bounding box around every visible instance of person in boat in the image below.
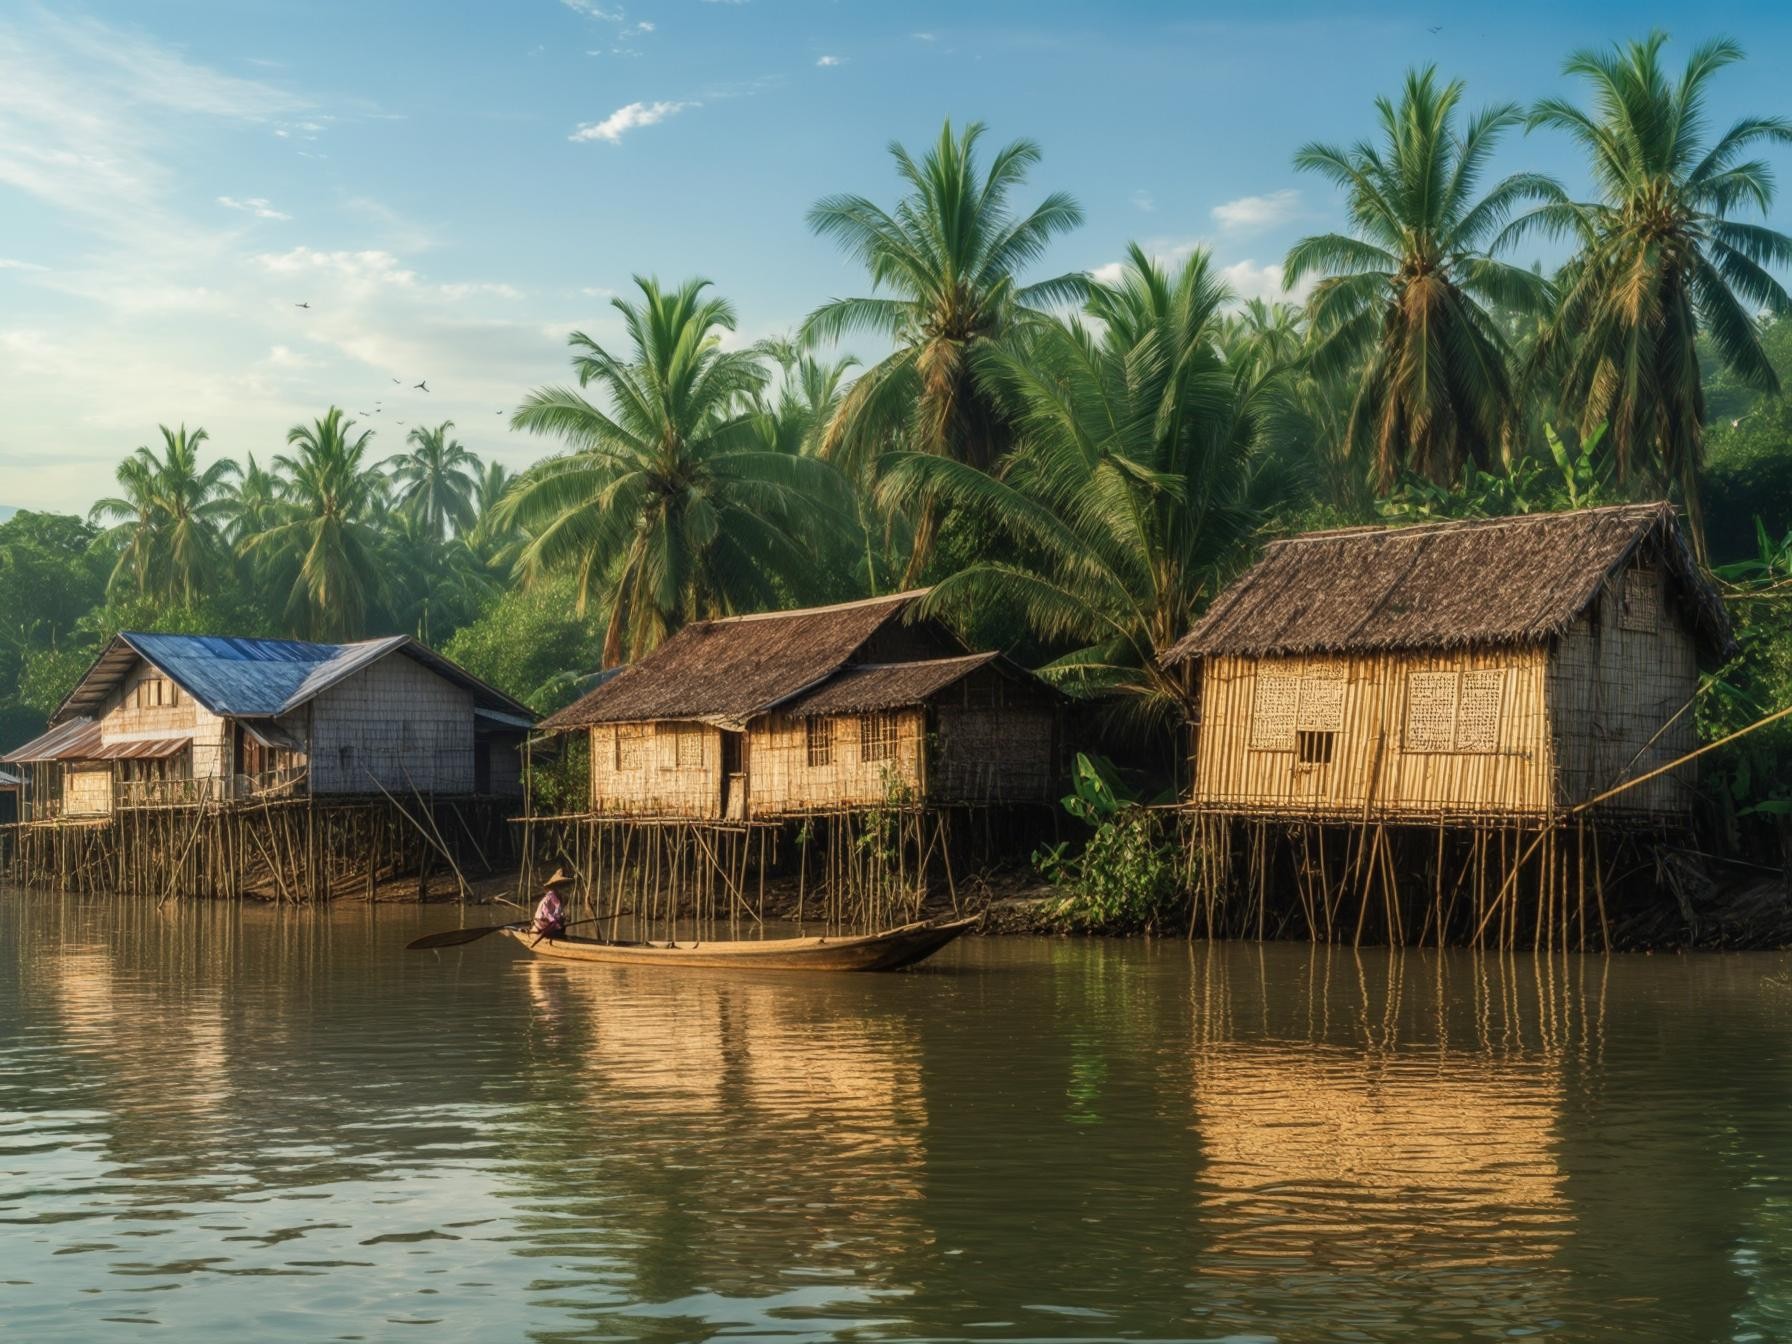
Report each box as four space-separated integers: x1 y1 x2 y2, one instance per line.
533 870 571 939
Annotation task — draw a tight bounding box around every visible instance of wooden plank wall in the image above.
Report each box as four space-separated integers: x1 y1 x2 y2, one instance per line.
1194 647 1555 820
100 661 230 780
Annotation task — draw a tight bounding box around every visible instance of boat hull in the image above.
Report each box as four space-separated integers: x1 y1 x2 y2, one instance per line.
501 916 976 972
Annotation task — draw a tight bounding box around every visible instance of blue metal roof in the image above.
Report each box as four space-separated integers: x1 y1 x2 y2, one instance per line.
48 632 534 725
119 633 411 717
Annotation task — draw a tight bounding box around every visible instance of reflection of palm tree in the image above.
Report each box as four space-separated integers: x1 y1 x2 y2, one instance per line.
502 276 848 666
90 424 239 603
243 408 387 640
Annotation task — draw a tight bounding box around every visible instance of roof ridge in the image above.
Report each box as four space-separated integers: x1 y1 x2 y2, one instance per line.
1268 501 1671 547
701 589 928 624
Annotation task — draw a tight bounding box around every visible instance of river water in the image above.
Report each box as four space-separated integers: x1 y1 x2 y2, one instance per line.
4 892 1792 1342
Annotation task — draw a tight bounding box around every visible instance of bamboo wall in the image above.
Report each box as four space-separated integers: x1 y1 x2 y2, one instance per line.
308 653 476 794
588 721 724 819
929 667 1057 802
1548 561 1700 816
584 687 1058 821
750 709 926 815
1193 647 1556 820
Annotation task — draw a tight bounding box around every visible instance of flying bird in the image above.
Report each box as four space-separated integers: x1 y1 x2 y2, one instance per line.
294 301 310 309
414 380 429 392
1428 24 1442 32
391 377 401 384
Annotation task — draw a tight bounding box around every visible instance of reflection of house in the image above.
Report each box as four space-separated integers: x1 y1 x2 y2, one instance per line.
539 592 1060 821
3 632 533 819
1166 504 1732 821
1191 1050 1567 1267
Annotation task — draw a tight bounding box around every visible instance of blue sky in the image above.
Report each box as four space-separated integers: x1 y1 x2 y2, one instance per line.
3 0 1791 512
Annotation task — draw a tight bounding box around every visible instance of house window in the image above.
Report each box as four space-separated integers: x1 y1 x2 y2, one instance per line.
1403 669 1507 753
1455 670 1506 753
860 712 899 763
806 717 834 768
655 722 681 770
615 725 645 771
1248 675 1300 750
1621 569 1660 633
1404 672 1459 752
676 725 701 769
1249 672 1345 751
135 677 176 709
1296 730 1335 765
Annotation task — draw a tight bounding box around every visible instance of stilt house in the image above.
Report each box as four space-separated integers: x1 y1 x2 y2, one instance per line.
1164 504 1733 823
2 632 533 820
537 591 1061 820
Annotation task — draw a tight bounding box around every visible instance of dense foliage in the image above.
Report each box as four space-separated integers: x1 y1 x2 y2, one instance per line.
5 31 1792 885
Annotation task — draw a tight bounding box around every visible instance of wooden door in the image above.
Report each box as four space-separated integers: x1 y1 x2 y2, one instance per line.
721 731 746 820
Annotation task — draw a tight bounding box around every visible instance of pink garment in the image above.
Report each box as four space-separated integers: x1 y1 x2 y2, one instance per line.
533 890 565 934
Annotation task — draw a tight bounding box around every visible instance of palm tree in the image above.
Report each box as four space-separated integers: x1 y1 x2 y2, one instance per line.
243 408 388 640
749 335 860 458
384 511 498 645
386 421 480 539
1286 67 1563 488
89 424 238 603
1511 32 1792 550
876 246 1296 733
802 120 1086 579
501 276 851 666
465 459 520 562
224 453 284 548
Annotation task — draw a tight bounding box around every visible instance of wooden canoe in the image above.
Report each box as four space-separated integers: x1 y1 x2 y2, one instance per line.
500 915 977 972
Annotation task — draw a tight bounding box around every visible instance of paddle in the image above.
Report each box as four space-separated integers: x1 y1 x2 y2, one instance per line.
405 910 636 952
405 921 526 951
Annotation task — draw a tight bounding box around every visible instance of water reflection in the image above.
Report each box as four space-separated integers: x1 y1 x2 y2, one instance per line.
5 891 1792 1342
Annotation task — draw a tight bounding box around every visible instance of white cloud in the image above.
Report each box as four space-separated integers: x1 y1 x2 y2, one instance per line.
1219 259 1314 306
256 247 419 288
912 31 937 42
569 99 694 143
562 0 623 17
816 54 845 67
0 257 47 271
1130 189 1154 213
630 20 655 34
1211 189 1301 231
1087 238 1313 309
217 195 290 220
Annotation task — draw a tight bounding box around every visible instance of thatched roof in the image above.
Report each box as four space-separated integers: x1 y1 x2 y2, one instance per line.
781 653 1004 718
538 591 933 732
1164 503 1733 663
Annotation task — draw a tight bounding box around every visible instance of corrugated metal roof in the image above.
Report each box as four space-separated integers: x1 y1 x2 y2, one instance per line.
51 632 536 725
83 736 193 761
2 718 103 763
0 766 20 787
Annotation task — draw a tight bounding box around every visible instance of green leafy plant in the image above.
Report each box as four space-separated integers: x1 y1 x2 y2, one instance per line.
1034 752 1185 933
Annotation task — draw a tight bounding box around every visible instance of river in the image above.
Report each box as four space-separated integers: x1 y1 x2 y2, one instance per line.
4 891 1792 1342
